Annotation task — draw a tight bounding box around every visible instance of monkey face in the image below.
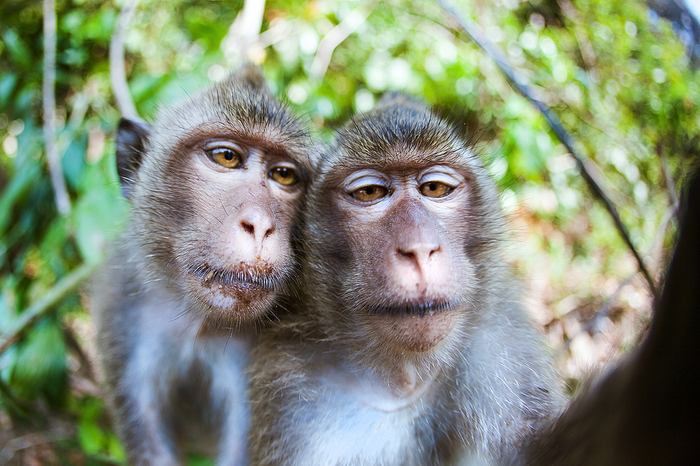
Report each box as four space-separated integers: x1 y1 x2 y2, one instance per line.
133 132 309 325
316 154 479 355
174 140 306 322
117 66 315 326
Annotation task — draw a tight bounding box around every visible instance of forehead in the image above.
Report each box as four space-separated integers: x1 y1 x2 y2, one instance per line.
321 142 476 189
147 81 312 166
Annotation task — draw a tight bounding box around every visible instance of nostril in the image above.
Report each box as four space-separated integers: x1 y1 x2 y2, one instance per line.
263 226 276 239
397 244 440 262
241 221 255 236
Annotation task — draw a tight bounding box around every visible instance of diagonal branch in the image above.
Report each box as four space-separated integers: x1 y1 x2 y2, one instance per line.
310 5 373 82
435 0 657 298
0 262 99 356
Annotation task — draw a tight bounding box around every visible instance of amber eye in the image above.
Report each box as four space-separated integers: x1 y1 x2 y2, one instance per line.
420 181 453 198
269 166 299 186
351 185 388 202
207 147 242 169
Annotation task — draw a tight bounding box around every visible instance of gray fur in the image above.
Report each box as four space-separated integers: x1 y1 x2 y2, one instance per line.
92 66 315 465
248 96 564 465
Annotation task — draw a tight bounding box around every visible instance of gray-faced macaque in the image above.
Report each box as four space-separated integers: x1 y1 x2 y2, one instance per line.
92 66 314 465
247 95 565 466
515 173 700 466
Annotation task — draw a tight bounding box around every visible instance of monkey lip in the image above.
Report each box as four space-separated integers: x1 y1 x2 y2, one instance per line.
186 264 288 320
366 301 459 353
366 300 455 317
189 263 284 294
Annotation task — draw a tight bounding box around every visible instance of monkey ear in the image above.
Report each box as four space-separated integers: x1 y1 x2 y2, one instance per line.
116 118 150 200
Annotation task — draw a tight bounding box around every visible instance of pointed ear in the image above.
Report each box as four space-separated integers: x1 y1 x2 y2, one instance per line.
116 118 150 199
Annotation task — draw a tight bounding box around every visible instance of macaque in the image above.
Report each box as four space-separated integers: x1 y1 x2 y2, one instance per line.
247 95 565 466
92 66 315 465
515 173 700 465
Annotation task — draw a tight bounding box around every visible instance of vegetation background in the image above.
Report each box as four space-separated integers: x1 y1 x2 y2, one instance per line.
0 0 698 463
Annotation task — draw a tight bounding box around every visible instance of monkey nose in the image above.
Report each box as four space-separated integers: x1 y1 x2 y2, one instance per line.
237 209 276 245
396 243 440 269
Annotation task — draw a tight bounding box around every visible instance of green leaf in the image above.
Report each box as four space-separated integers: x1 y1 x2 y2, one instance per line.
0 72 18 109
10 318 67 405
71 187 129 264
78 418 107 456
1 29 31 68
62 134 87 191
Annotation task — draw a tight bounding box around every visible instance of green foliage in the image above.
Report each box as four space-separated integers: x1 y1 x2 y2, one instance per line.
76 396 125 461
0 0 697 461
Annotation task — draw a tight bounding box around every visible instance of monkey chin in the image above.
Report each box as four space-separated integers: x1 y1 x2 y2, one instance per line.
185 265 284 323
368 303 460 353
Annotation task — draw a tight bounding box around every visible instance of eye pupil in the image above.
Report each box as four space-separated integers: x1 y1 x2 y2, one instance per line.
421 181 452 198
207 146 242 169
351 185 387 201
270 167 298 186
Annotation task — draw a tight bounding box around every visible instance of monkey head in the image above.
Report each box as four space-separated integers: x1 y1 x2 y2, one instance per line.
115 66 315 325
305 95 505 368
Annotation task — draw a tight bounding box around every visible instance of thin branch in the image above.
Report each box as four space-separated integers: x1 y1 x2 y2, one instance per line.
256 18 296 50
0 262 99 356
310 5 373 82
110 0 141 121
221 0 266 63
435 0 657 298
556 274 637 357
659 144 679 207
0 429 73 464
43 0 71 215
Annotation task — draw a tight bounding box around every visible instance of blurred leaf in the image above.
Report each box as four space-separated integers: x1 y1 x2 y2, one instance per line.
78 397 107 455
10 318 67 405
72 186 128 264
63 134 88 191
0 72 18 109
1 29 32 68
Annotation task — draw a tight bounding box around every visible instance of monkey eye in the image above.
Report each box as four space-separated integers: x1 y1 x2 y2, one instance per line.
420 181 453 198
351 185 388 202
207 146 243 169
269 166 299 186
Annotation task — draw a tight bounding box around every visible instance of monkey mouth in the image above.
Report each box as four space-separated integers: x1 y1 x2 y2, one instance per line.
366 300 456 317
365 300 460 353
185 263 289 320
189 263 286 294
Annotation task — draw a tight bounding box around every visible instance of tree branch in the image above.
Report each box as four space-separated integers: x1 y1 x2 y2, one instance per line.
0 262 99 356
310 5 373 82
435 0 657 298
43 0 71 215
110 0 141 121
222 0 267 63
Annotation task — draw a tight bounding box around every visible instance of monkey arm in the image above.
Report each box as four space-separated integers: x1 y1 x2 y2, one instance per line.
92 251 183 465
